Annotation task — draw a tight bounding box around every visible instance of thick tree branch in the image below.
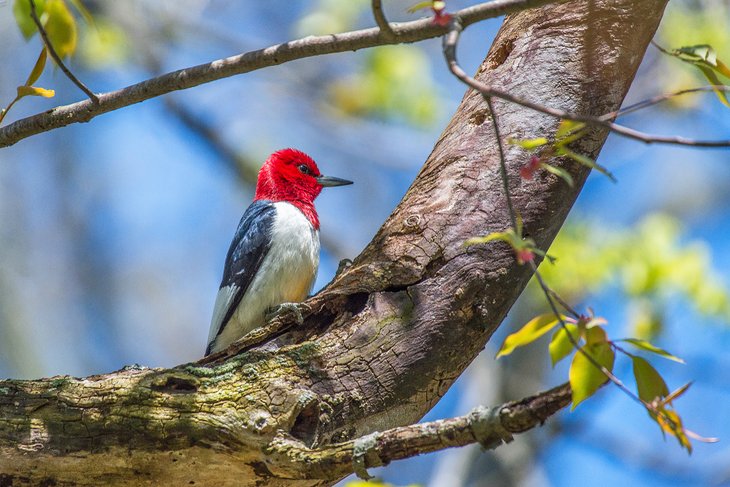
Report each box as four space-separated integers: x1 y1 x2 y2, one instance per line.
0 0 562 148
265 383 572 480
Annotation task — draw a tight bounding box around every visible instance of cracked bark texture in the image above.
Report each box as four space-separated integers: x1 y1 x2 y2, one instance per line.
0 1 667 485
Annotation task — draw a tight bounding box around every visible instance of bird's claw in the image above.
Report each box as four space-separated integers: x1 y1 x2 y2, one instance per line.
336 258 353 277
266 302 308 326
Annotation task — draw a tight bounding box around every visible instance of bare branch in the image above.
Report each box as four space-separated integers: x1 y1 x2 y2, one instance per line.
28 0 98 104
265 383 572 480
0 0 564 148
484 96 517 230
443 20 730 148
609 85 730 119
372 0 396 40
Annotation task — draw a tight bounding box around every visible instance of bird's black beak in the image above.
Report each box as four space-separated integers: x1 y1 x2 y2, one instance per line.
316 175 353 187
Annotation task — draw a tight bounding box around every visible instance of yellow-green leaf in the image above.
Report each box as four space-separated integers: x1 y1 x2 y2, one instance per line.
67 0 93 25
559 147 617 182
44 0 78 59
13 0 47 39
569 341 615 409
655 407 692 453
556 119 586 138
662 382 692 406
16 85 55 98
661 44 730 108
619 338 685 363
549 323 580 367
697 65 730 107
584 325 607 345
406 1 435 13
24 48 48 87
632 356 669 403
496 313 563 358
464 232 511 247
507 137 549 150
716 59 730 79
540 163 574 187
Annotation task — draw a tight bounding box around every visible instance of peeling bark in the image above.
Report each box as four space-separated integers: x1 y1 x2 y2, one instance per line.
0 1 667 485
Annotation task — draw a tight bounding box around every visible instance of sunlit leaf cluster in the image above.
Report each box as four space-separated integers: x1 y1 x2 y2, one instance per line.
496 309 707 452
656 2 730 108
657 44 730 107
295 0 440 127
535 214 730 339
4 0 93 124
509 120 615 186
328 45 439 127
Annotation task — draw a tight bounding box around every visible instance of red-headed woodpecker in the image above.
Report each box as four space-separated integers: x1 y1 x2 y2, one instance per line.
206 148 352 356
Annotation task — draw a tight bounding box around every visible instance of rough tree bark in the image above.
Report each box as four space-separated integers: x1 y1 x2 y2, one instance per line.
0 1 667 485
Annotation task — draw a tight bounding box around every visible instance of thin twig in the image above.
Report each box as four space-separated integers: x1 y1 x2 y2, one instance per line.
485 96 518 230
28 0 98 104
606 85 730 120
372 0 396 40
0 0 564 148
442 19 730 148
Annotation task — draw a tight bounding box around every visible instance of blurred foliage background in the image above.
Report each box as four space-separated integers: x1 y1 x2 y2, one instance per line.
1 0 729 486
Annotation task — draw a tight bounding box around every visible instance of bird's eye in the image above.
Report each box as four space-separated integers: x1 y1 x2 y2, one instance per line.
298 164 311 175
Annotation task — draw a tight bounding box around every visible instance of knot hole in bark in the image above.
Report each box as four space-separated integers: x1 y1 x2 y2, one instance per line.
290 398 321 447
487 37 515 69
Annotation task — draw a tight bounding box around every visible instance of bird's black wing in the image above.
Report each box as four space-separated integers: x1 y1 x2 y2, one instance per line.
206 200 276 354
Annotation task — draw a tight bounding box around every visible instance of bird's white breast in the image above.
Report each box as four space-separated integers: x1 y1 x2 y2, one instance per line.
212 202 319 352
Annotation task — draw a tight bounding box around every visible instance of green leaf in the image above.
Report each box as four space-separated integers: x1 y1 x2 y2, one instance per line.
618 338 685 363
569 340 615 409
662 382 692 406
716 59 730 79
13 0 47 39
16 85 55 98
655 406 692 453
697 65 730 107
24 48 48 87
496 313 564 358
406 1 435 13
67 0 93 25
555 119 585 138
584 325 607 345
559 147 617 183
675 44 718 66
549 323 580 367
507 137 549 150
662 44 730 108
540 163 574 187
464 232 511 247
44 0 78 59
632 356 669 403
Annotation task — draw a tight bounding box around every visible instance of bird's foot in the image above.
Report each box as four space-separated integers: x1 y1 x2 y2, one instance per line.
266 302 309 326
336 258 353 277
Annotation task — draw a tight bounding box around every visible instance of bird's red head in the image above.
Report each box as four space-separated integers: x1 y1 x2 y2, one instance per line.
254 148 352 229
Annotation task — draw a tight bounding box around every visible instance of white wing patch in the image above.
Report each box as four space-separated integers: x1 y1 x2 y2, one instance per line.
208 284 239 347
